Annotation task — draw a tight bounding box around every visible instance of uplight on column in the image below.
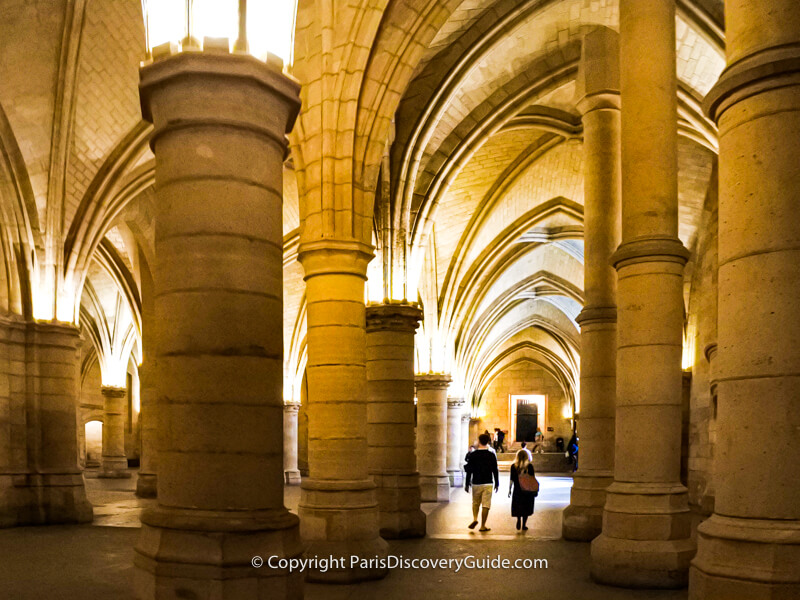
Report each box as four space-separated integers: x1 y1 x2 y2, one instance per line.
141 0 297 66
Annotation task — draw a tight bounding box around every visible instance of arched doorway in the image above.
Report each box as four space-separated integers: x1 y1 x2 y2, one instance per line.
510 395 546 442
84 420 103 468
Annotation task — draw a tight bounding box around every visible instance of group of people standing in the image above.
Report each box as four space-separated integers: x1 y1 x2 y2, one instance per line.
463 434 538 532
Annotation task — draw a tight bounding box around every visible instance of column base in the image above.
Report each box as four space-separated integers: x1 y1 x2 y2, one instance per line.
562 472 613 541
284 470 301 486
419 475 451 502
689 514 800 600
590 481 694 588
447 469 463 488
0 472 93 527
591 534 695 588
135 473 158 498
298 478 388 583
97 465 131 479
99 458 131 479
373 471 426 539
134 506 303 600
379 508 426 539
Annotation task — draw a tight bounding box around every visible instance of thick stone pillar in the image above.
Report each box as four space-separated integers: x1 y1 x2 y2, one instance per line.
446 398 464 487
0 320 93 526
99 386 130 478
365 302 425 539
30 323 93 523
690 2 800 597
135 362 157 496
461 412 470 451
297 240 387 583
283 403 301 485
134 51 302 599
0 318 15 527
135 255 157 498
415 374 451 502
563 27 620 542
590 0 694 588
469 417 480 448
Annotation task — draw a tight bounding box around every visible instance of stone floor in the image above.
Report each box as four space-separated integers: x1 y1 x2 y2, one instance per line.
0 470 688 599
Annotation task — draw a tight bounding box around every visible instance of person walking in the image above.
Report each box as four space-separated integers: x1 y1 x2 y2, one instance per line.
464 433 499 532
567 432 579 472
508 450 538 531
520 441 533 461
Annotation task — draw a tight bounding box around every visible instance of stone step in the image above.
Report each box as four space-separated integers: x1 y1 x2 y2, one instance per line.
497 453 573 473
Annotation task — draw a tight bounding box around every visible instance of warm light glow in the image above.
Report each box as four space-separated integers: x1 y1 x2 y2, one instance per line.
85 420 103 447
193 0 238 47
562 403 573 420
247 0 297 64
100 362 130 389
682 328 695 371
448 376 466 401
366 255 384 303
391 268 406 302
30 269 78 324
405 251 423 302
142 0 298 64
31 286 55 321
57 284 77 323
142 0 186 50
283 377 295 403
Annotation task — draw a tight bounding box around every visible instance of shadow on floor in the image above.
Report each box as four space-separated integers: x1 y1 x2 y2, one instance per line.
0 471 687 599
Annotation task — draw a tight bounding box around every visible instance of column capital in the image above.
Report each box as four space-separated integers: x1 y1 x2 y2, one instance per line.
415 373 452 390
283 402 301 414
366 302 423 333
578 92 620 116
461 412 471 423
139 51 301 139
297 239 374 279
447 398 465 409
576 305 617 326
611 236 689 269
24 320 81 347
100 386 127 399
704 45 800 122
704 342 718 364
576 26 620 116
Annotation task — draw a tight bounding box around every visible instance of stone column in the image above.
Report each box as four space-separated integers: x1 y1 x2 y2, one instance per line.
365 302 425 539
469 418 480 448
415 374 451 502
134 51 302 599
283 403 301 485
590 0 694 588
297 240 388 583
446 398 465 487
135 362 157 496
563 27 620 542
135 254 157 498
22 323 93 524
0 322 92 525
461 412 471 451
690 2 800 597
99 386 130 478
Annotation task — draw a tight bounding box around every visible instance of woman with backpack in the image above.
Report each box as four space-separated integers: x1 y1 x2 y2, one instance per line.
508 450 538 531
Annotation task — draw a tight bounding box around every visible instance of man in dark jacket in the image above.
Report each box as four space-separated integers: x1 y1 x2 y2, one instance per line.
464 433 500 531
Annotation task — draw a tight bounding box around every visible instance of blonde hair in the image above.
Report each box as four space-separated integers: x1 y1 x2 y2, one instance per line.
514 450 530 472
